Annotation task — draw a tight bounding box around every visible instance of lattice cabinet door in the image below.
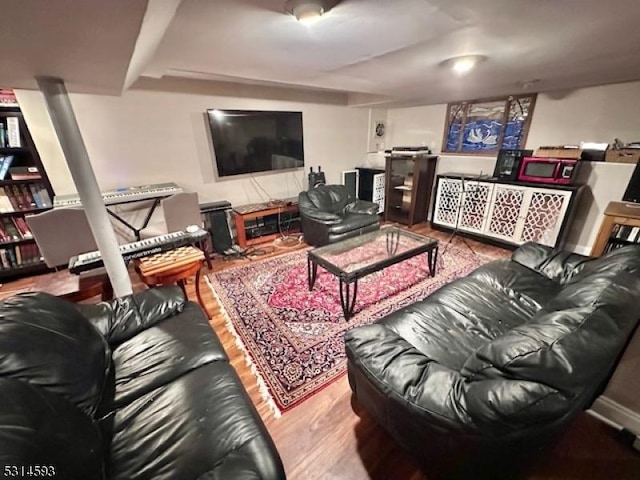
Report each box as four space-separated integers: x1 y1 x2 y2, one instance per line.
515 188 572 246
457 181 494 234
484 184 529 242
372 173 385 214
433 177 462 228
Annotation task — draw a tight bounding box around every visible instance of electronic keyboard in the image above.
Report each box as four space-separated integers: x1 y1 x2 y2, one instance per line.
54 182 183 208
68 229 208 274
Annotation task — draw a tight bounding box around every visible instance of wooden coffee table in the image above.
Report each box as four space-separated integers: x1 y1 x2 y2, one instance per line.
307 227 438 320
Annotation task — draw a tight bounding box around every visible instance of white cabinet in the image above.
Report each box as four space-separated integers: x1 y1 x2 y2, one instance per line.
432 175 582 248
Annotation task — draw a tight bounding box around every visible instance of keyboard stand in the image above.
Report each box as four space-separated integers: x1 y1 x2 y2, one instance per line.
106 197 162 241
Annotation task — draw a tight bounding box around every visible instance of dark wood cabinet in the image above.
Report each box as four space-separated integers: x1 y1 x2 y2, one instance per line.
384 154 438 226
0 101 55 280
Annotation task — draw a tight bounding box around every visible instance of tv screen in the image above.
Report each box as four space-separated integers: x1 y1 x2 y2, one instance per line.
207 109 304 177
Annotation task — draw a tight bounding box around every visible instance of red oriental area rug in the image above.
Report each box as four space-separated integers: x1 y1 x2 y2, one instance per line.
207 244 496 415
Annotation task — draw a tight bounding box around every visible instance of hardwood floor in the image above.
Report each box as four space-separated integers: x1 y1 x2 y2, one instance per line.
1 224 639 479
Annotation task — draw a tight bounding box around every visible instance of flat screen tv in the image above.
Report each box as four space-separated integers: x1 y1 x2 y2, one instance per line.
206 109 304 177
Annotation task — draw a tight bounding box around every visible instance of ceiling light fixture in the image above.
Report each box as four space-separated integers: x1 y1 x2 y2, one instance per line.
441 55 488 75
285 0 325 24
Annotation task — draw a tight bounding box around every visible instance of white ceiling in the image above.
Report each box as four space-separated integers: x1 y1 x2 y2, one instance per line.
2 0 640 107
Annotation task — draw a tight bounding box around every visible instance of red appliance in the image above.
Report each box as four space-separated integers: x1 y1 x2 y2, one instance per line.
517 156 578 185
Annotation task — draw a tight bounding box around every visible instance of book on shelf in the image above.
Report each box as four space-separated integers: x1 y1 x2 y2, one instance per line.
28 183 44 208
19 184 37 209
6 117 20 148
0 155 14 180
7 184 27 211
37 185 52 208
0 248 9 269
9 166 41 180
0 186 14 213
612 224 640 244
5 247 17 267
1 217 21 241
0 124 5 148
13 217 32 238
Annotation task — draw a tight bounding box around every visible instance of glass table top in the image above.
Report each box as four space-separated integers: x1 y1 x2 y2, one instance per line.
308 227 437 276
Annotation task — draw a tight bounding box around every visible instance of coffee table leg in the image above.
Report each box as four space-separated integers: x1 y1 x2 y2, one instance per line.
339 279 358 320
427 245 438 277
308 256 318 290
386 228 400 256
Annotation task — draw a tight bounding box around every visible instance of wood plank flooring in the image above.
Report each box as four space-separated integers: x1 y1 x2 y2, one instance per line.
1 224 639 479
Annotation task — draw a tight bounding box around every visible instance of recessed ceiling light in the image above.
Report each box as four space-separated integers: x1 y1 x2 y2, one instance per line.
285 0 325 24
441 55 488 75
518 79 541 90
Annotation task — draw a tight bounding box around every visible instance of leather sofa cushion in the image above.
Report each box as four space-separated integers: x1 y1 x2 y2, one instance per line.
547 246 640 314
107 302 228 410
327 212 380 235
378 259 558 370
106 362 283 480
0 293 110 416
78 286 186 345
0 377 105 480
303 185 351 214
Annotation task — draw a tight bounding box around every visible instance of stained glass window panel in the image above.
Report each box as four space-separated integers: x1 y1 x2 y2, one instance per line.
442 94 536 154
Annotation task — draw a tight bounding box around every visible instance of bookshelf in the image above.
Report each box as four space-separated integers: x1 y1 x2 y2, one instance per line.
0 92 55 279
590 201 640 256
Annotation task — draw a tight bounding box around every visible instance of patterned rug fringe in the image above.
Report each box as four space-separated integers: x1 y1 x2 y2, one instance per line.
204 275 282 418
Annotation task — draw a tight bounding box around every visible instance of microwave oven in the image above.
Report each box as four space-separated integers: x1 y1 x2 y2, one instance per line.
493 149 533 180
518 156 578 185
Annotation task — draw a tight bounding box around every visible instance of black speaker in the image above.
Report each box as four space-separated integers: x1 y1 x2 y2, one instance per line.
623 161 640 203
308 166 326 190
200 201 233 253
493 149 533 180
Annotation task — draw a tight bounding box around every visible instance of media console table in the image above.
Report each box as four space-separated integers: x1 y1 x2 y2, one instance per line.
431 173 585 249
233 200 300 249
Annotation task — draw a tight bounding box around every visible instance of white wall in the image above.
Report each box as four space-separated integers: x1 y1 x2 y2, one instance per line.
16 83 369 206
16 78 640 253
386 80 640 254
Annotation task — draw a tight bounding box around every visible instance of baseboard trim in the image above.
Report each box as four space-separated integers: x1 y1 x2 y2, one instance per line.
588 396 640 437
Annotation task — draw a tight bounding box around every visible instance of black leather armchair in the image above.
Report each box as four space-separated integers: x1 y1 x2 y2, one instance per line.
298 184 380 246
346 242 640 478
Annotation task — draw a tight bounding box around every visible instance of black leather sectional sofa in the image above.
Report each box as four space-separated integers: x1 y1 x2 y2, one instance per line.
346 242 640 477
0 286 285 480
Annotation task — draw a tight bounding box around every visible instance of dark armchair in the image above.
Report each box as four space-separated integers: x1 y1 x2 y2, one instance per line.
298 184 380 246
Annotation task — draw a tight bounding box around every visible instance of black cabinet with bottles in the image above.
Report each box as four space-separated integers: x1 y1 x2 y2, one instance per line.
0 95 55 279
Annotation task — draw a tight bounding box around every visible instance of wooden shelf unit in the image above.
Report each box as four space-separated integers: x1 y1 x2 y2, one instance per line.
0 102 55 280
590 201 640 256
383 153 438 226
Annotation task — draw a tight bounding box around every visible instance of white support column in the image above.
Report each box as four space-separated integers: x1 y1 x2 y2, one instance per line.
36 77 132 297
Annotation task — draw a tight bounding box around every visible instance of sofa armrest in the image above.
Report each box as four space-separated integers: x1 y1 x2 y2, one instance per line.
300 208 342 224
511 242 590 284
77 286 186 345
345 324 469 426
345 199 379 216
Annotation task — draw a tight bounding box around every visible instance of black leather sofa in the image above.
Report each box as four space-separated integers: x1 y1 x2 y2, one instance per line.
298 184 380 246
345 242 640 478
0 286 285 480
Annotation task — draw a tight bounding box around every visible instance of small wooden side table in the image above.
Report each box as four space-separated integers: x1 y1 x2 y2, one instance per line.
590 201 640 257
135 246 209 316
